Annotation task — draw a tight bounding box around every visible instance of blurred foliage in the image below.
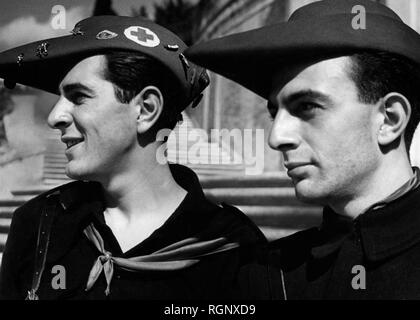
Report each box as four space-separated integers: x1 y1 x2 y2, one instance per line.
131 4 151 19
153 0 195 46
92 0 117 16
94 0 205 45
131 0 196 45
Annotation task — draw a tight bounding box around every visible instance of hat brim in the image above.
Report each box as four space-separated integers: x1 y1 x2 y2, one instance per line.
0 15 210 111
185 14 420 99
0 33 186 95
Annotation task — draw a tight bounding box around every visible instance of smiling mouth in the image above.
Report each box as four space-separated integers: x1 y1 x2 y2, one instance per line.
65 139 84 149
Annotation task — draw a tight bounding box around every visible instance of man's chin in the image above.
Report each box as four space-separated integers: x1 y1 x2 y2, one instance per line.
65 166 90 181
293 180 326 205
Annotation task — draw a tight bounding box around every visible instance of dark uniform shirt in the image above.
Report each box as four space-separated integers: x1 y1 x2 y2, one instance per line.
0 164 267 300
269 183 420 299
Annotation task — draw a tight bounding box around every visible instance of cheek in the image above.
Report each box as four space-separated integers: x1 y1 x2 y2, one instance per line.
306 112 377 166
87 116 137 152
335 128 377 174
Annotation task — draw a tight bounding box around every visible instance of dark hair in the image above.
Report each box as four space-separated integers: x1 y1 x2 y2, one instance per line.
348 51 420 150
102 51 183 130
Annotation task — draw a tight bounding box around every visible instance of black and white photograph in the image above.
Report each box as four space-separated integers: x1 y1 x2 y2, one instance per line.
0 0 420 309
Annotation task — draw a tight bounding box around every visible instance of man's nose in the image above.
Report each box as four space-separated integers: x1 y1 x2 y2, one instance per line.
47 98 72 131
268 109 301 152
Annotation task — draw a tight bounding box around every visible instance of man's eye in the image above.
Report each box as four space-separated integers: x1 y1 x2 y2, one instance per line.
70 93 89 105
300 102 320 112
292 102 321 117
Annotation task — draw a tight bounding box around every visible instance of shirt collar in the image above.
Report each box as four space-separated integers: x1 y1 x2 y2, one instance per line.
358 180 420 261
312 167 420 261
58 180 104 212
46 164 209 260
56 163 205 211
54 164 216 257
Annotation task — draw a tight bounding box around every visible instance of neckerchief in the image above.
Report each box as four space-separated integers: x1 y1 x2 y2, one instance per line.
83 223 240 296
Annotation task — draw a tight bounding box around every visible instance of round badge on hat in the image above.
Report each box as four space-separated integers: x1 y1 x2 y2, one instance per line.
124 26 160 47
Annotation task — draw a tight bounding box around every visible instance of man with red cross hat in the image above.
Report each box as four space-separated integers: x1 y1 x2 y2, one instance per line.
0 16 267 300
186 0 420 299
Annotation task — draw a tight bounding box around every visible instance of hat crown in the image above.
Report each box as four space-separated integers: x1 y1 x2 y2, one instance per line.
289 0 402 22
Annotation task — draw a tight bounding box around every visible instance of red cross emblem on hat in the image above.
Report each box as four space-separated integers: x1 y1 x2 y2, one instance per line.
124 26 160 47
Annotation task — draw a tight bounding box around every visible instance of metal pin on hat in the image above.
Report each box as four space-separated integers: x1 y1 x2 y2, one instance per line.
36 42 49 58
164 44 179 51
70 25 84 36
179 53 190 68
17 53 24 66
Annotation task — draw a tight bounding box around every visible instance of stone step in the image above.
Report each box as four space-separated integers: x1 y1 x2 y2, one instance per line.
204 187 306 206
42 173 73 179
43 168 67 174
43 178 73 185
0 207 15 219
0 233 7 252
43 161 67 166
43 164 68 169
0 197 33 207
43 155 67 160
0 218 11 233
44 159 67 163
199 174 291 188
11 186 54 196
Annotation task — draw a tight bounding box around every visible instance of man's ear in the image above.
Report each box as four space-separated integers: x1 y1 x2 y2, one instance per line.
377 92 411 147
130 86 164 134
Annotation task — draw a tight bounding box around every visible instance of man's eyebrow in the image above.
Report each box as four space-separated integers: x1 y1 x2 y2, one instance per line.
60 83 95 96
281 89 333 106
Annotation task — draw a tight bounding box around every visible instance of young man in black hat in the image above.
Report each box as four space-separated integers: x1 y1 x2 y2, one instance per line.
0 16 267 300
186 0 420 299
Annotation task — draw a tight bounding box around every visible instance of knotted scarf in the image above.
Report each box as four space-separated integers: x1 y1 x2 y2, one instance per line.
83 223 240 296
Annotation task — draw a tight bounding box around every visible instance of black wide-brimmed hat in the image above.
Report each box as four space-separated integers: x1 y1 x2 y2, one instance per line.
185 0 420 99
0 15 209 110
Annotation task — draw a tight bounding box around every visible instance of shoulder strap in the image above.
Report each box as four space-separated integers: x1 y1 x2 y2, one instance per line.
26 191 59 300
